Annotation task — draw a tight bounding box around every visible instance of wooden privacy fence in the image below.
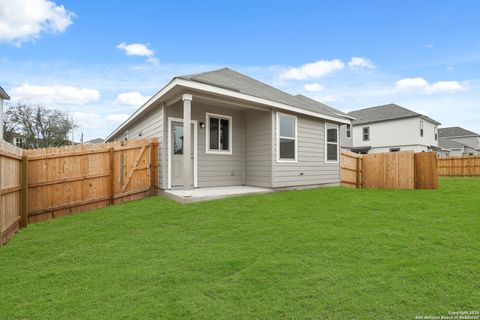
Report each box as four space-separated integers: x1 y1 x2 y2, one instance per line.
0 141 23 245
341 151 438 190
437 156 480 176
0 138 158 245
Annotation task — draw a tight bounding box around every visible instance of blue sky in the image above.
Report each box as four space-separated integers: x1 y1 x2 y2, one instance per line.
1 0 479 140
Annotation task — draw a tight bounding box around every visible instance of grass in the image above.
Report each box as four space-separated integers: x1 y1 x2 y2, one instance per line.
0 178 479 319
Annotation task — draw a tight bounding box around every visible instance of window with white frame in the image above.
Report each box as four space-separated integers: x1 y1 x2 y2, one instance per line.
434 127 438 141
346 124 351 138
362 127 370 141
277 113 297 161
326 123 339 162
206 113 232 154
420 120 424 137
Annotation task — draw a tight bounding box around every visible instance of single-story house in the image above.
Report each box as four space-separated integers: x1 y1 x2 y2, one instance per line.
438 126 480 156
106 68 353 193
344 103 441 154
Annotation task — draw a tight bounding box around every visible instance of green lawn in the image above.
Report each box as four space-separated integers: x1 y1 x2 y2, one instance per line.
0 178 479 319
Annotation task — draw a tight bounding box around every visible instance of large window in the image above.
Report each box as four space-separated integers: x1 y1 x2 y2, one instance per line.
206 113 232 154
276 113 297 162
362 127 370 141
325 123 339 163
420 120 424 137
346 124 351 138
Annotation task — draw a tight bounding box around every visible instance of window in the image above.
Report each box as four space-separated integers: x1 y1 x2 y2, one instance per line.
434 127 438 141
389 147 400 152
206 113 232 154
420 120 424 137
362 127 370 141
14 137 26 148
276 113 297 161
346 124 351 138
173 126 183 155
325 123 339 162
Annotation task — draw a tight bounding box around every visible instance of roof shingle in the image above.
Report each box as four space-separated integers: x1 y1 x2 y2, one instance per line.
438 126 479 138
347 103 441 125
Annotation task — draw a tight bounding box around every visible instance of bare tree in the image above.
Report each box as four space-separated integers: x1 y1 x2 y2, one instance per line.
3 102 76 149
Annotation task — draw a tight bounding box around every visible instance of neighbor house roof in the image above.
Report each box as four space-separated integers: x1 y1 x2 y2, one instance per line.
438 126 479 138
106 68 352 141
177 68 352 119
0 86 10 100
347 103 441 126
438 138 466 149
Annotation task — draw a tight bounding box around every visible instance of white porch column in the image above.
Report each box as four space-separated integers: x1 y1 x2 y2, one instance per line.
182 94 193 190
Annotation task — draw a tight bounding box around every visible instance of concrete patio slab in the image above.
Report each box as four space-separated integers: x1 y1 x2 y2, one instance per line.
163 186 273 203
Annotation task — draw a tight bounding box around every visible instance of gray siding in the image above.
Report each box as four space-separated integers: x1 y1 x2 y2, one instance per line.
272 111 340 188
245 109 272 187
114 104 165 189
340 124 352 149
167 101 243 188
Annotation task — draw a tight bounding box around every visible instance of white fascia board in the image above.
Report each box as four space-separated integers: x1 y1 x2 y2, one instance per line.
105 79 177 141
106 78 351 141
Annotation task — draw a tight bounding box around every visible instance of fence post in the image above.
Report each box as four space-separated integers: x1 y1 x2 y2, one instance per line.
356 157 360 188
20 155 29 228
0 153 3 246
149 141 156 196
109 147 115 205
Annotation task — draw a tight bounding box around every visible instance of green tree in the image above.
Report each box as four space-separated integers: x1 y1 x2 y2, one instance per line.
3 102 76 149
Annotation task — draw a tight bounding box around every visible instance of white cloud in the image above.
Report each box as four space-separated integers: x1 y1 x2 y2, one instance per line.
446 66 454 71
115 91 149 107
395 77 429 90
117 42 154 57
0 0 75 45
425 81 468 94
280 59 344 80
348 57 376 70
425 43 434 48
72 112 105 129
396 77 468 94
11 84 100 105
106 114 129 124
304 83 324 92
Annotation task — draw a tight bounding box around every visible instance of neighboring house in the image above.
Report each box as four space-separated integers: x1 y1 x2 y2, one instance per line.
11 133 27 148
438 127 480 156
346 103 441 154
86 138 105 144
106 67 352 191
0 86 11 141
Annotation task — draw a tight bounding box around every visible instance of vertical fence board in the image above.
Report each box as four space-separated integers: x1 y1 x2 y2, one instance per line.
415 152 438 189
437 156 480 176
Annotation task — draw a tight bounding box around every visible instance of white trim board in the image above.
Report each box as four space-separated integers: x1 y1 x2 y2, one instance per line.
276 112 298 163
167 117 198 190
205 112 233 155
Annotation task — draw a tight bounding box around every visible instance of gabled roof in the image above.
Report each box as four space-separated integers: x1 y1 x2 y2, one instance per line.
347 103 441 125
177 68 350 119
438 126 479 138
438 138 465 149
106 68 351 141
0 86 10 100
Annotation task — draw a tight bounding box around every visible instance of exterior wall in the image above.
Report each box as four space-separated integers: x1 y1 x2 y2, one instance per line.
352 116 438 152
114 103 165 188
448 148 465 157
245 109 272 187
448 136 480 149
0 98 3 140
339 124 352 150
271 110 340 188
167 101 243 188
463 146 480 155
368 145 430 154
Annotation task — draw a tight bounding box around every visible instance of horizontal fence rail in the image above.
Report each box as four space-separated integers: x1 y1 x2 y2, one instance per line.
0 138 158 245
437 156 480 176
